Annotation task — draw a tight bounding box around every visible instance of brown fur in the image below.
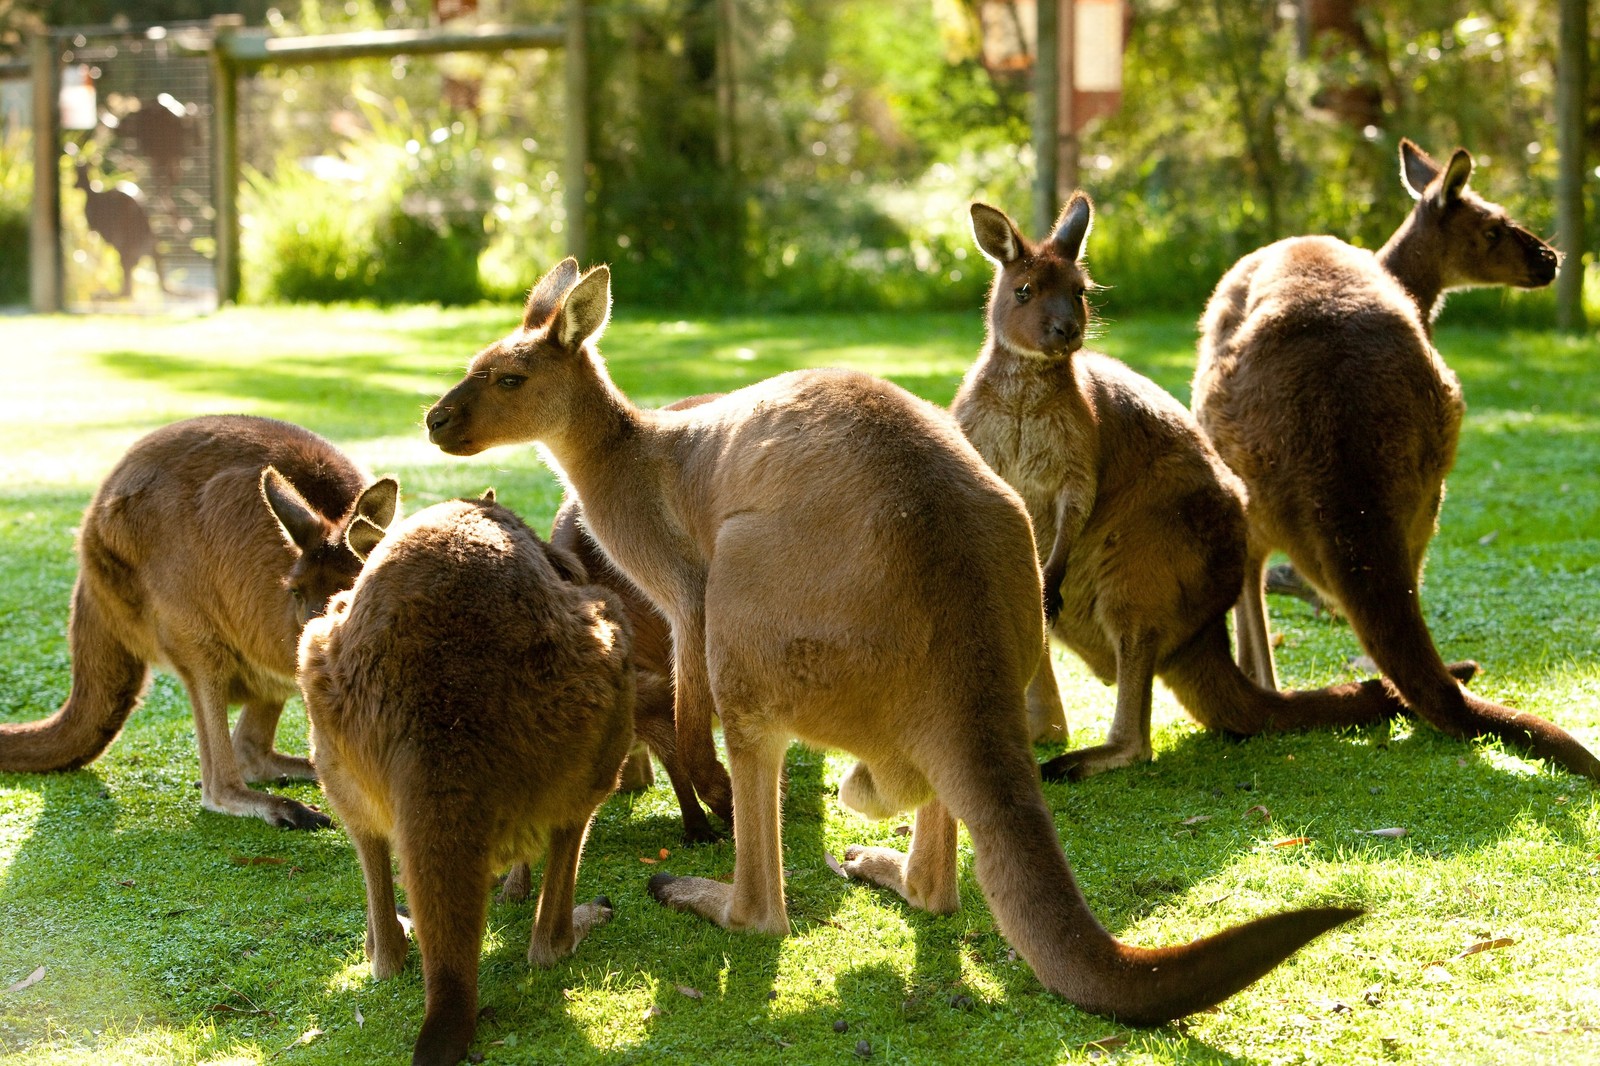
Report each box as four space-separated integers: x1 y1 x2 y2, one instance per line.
0 415 397 828
423 258 1359 1026
1192 139 1598 779
298 496 634 1066
953 197 1452 781
551 469 729 842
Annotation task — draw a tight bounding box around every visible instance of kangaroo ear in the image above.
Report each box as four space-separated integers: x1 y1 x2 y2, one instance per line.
1436 148 1473 206
261 467 324 554
480 487 497 504
1399 138 1442 201
1050 192 1094 261
522 257 581 330
970 203 1026 265
345 515 386 563
551 265 612 351
353 477 399 532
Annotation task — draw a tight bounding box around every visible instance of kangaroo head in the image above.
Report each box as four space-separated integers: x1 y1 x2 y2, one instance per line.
971 194 1094 360
426 258 613 456
261 469 400 623
1397 138 1558 292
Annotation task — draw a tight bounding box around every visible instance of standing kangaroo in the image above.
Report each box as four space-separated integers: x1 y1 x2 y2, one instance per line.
0 415 398 828
298 495 634 1066
551 489 724 842
424 258 1358 1026
1192 139 1599 779
75 162 167 298
952 196 1455 780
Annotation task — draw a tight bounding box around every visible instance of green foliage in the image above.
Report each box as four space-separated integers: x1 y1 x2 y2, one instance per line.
241 93 491 305
0 128 28 305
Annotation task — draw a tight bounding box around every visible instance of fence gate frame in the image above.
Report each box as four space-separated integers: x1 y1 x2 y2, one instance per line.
30 2 589 312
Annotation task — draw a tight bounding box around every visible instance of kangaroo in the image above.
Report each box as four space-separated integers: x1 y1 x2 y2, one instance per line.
423 258 1359 1026
297 495 634 1066
550 490 724 841
75 162 167 298
1192 138 1600 780
0 415 398 828
951 196 1466 781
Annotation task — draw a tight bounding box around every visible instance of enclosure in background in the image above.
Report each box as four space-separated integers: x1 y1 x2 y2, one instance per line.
47 23 218 313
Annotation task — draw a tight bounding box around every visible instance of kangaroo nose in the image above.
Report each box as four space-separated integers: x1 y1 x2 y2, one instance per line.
426 406 451 433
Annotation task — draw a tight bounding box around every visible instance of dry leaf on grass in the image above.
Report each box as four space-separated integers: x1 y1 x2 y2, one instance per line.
1451 937 1515 961
677 984 703 1000
1079 1034 1129 1053
1270 836 1312 848
5 967 45 994
1180 815 1213 826
1361 827 1409 838
824 852 849 878
230 856 287 867
354 1004 364 1029
639 856 658 864
1244 805 1271 822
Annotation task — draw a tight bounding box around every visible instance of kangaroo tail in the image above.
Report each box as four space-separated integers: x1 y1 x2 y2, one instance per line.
0 580 149 771
1161 617 1410 735
1334 563 1600 780
960 769 1357 1023
937 721 1356 1023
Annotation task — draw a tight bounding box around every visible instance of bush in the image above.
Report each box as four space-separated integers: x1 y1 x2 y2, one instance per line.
0 129 30 306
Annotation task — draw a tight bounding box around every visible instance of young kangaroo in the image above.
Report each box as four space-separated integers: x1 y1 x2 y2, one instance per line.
952 196 1454 781
1192 139 1599 779
0 415 398 828
298 494 634 1066
75 162 167 298
550 489 724 842
424 258 1358 1026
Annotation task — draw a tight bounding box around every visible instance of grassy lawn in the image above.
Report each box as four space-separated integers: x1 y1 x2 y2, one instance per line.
1 303 1598 1065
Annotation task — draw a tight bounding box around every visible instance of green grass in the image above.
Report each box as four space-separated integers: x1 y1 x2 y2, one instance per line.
2 304 1599 1065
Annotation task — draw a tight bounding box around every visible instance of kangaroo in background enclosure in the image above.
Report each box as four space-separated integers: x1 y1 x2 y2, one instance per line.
424 257 1358 1026
298 495 633 1066
1192 138 1599 780
74 161 167 299
0 416 398 828
953 196 1455 781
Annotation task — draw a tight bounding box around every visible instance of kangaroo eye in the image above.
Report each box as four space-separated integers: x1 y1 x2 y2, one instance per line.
1014 284 1032 303
1485 225 1504 244
289 587 305 602
497 375 526 390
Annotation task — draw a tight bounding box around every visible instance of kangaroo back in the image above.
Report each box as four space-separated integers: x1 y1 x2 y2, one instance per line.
0 415 397 828
1192 140 1596 780
299 496 634 1066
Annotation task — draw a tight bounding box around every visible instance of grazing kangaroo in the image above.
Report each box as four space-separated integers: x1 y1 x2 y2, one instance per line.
298 494 634 1066
0 415 398 828
953 196 1455 781
1192 138 1600 780
424 258 1358 1025
75 162 167 298
551 489 724 841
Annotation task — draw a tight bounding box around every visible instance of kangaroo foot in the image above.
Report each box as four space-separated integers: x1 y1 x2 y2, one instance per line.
499 863 533 903
237 751 317 784
1039 741 1149 782
203 786 331 830
647 872 787 934
841 844 959 914
529 897 613 968
1446 660 1480 684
